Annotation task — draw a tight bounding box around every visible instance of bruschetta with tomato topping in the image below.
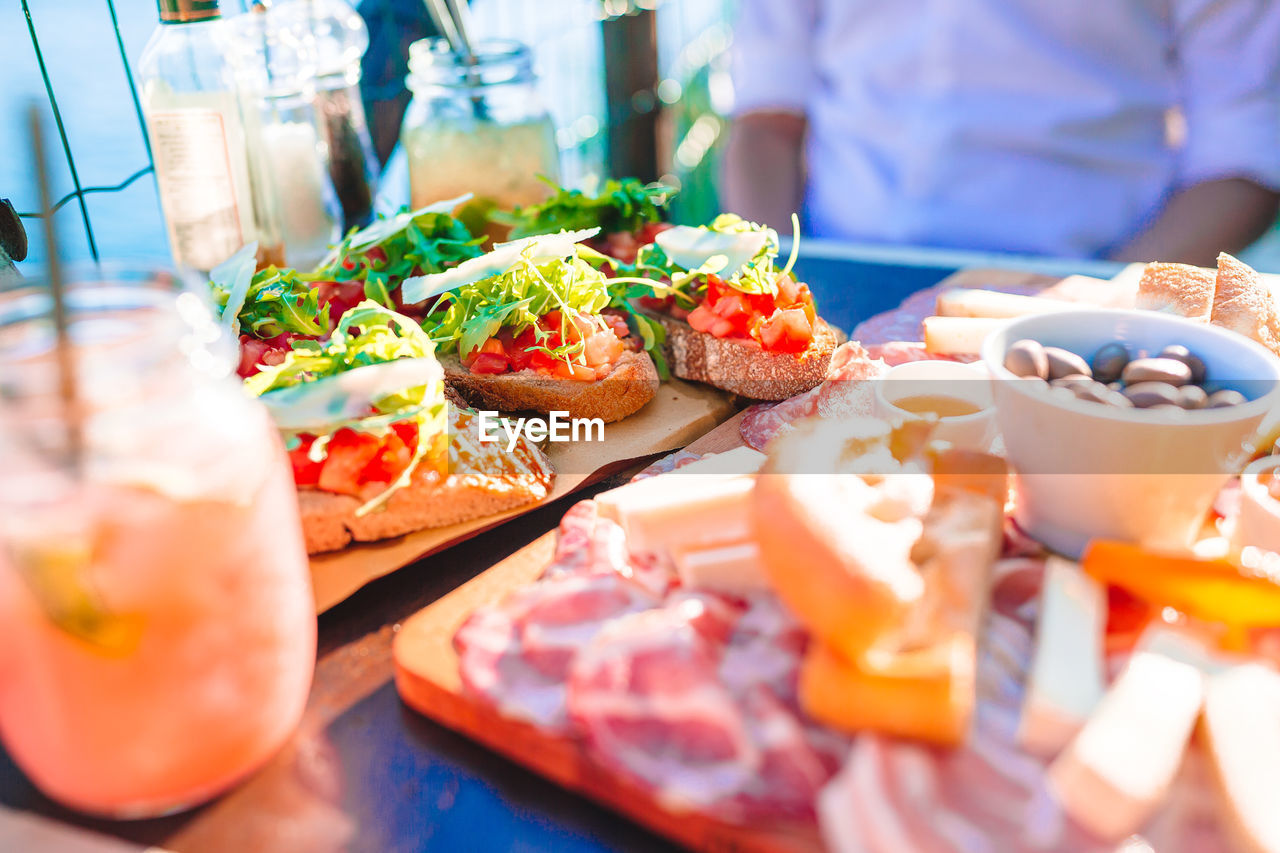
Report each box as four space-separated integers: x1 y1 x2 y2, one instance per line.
401 229 661 423
631 215 838 400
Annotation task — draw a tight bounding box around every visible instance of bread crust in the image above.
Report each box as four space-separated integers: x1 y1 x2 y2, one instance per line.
441 349 659 423
300 407 555 554
1211 252 1280 357
648 311 837 400
1136 262 1215 322
299 468 550 554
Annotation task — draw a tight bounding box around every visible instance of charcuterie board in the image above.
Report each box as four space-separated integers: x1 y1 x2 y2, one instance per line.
310 377 737 612
392 508 825 853
388 265 1118 851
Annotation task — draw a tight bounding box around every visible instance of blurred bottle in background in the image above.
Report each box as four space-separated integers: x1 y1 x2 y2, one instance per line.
401 38 560 242
138 0 262 277
228 1 343 271
278 0 380 233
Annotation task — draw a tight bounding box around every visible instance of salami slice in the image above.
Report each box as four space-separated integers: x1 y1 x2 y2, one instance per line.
567 606 760 816
739 342 888 450
455 573 657 731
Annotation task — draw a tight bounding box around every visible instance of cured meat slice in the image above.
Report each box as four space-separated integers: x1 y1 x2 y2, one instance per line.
719 595 808 707
455 573 657 731
663 589 746 646
633 449 704 480
566 607 760 816
543 499 674 596
728 686 838 821
739 342 887 450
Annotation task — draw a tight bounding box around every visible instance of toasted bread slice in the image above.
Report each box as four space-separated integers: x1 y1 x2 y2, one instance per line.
300 408 554 554
1211 253 1280 357
440 349 659 423
649 312 838 400
1135 262 1215 322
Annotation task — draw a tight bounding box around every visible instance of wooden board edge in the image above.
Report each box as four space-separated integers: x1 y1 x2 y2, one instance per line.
392 532 823 853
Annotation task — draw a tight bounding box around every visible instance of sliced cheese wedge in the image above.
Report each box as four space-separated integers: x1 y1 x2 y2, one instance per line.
922 316 1007 356
935 289 1078 320
672 541 769 596
1017 557 1106 758
801 634 975 747
1047 628 1207 842
595 474 756 557
1202 663 1280 853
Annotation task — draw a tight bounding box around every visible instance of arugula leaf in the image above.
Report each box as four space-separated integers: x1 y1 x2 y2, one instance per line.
422 244 615 361
244 301 449 515
496 177 674 239
211 265 330 339
316 204 485 289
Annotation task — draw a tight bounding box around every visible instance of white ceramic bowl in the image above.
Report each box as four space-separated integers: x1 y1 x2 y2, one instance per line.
873 360 996 451
981 309 1280 558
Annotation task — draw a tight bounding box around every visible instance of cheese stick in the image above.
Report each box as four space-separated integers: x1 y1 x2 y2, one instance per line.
935 288 1078 319
922 316 1007 356
1017 557 1107 758
1047 628 1207 841
1202 663 1280 853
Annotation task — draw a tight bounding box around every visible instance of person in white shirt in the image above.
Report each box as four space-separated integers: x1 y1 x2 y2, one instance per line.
723 0 1280 264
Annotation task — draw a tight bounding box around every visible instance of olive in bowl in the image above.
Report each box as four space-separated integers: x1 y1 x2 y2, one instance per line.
982 309 1280 558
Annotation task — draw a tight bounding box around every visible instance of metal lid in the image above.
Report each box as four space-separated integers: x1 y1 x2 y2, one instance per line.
157 0 221 23
407 38 536 89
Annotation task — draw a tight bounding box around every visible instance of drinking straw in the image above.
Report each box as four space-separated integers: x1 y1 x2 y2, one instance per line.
29 103 85 477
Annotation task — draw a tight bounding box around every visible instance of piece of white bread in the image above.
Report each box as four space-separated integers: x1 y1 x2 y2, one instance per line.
1135 262 1216 323
1210 252 1280 357
300 408 554 554
442 348 659 423
648 312 838 400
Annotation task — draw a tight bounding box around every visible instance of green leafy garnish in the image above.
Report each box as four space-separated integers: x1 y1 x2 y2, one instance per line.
422 245 615 362
495 177 674 239
244 301 449 515
315 202 485 290
624 213 803 310
212 265 331 339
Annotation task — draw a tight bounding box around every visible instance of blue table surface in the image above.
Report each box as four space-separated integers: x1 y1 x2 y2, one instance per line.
0 249 1105 853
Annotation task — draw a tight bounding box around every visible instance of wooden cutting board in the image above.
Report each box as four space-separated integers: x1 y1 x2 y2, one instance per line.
392 483 823 853
310 377 738 612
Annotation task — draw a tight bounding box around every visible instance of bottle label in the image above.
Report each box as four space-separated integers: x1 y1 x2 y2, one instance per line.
148 109 246 272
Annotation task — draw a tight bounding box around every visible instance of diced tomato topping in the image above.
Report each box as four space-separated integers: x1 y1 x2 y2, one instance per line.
469 352 511 374
291 422 422 495
667 272 818 354
316 428 382 496
601 309 632 340
237 333 294 378
757 307 814 353
315 280 366 321
288 435 324 487
464 310 625 380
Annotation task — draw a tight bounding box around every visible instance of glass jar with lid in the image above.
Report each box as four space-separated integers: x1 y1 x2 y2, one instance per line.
0 268 315 818
401 38 562 241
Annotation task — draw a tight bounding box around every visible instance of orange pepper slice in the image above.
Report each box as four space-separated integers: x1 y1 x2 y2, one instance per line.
1082 541 1280 630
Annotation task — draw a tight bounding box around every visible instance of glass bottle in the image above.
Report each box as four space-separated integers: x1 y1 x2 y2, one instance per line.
0 268 315 818
278 0 380 232
138 0 261 277
401 38 562 242
228 1 343 271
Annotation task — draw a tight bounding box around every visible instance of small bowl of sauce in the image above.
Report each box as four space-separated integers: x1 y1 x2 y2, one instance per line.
874 360 995 451
1236 456 1280 556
